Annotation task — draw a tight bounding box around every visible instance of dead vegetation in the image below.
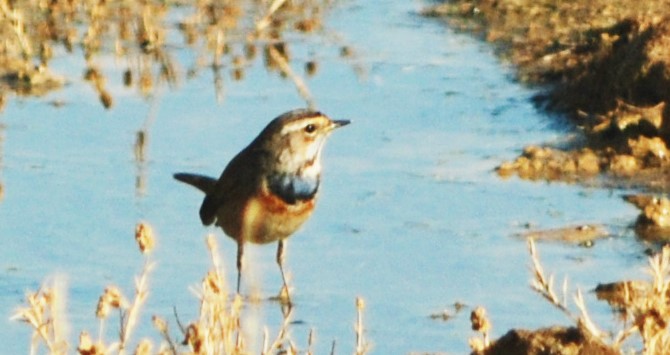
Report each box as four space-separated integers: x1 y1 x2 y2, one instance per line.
0 0 342 110
469 239 670 355
623 194 670 242
12 222 369 354
423 0 670 190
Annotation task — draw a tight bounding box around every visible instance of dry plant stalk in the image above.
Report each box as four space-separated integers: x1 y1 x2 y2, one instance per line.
528 239 670 353
527 238 604 338
11 278 69 355
183 234 243 354
266 44 316 109
117 260 154 352
528 237 572 316
255 0 289 32
91 223 155 354
135 222 155 254
355 297 368 355
611 245 670 353
0 0 336 105
468 306 491 352
0 0 33 60
186 234 301 354
14 224 370 354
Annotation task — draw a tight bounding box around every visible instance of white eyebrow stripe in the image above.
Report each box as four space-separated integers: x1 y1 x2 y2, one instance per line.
279 116 328 135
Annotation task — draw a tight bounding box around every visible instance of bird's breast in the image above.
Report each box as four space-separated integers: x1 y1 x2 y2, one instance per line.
239 178 317 244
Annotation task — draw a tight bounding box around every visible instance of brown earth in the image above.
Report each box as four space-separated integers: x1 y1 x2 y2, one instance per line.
473 325 617 355
423 2 670 353
423 0 670 191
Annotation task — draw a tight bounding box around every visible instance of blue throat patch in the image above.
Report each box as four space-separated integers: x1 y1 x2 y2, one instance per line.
267 174 319 204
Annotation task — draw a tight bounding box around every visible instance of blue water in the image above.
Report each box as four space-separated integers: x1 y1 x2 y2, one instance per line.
0 0 646 353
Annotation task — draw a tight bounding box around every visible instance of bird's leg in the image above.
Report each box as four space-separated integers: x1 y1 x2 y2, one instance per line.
236 241 244 295
276 240 292 306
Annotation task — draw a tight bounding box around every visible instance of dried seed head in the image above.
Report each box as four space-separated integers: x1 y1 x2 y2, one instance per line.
245 43 257 60
184 324 203 352
123 69 133 87
470 306 491 333
135 222 155 254
78 331 105 355
231 67 244 81
84 67 102 83
203 270 223 295
469 337 486 352
27 290 48 317
305 60 318 76
152 315 168 333
356 297 365 310
96 286 128 318
134 339 153 355
99 90 113 109
139 70 153 96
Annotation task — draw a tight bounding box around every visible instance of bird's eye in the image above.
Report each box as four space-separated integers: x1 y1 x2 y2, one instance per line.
304 124 316 133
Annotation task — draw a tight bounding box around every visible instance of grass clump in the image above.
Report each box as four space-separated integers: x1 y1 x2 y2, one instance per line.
12 222 369 354
469 239 670 355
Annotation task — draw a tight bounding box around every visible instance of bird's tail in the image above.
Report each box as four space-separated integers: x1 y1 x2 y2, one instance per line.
173 173 217 194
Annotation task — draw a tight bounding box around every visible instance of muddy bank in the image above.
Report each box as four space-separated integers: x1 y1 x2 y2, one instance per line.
423 0 670 191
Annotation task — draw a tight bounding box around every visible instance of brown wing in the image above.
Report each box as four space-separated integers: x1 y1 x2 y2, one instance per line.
199 147 265 227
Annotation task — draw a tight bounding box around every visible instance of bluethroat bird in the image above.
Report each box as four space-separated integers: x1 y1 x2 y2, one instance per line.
174 109 349 303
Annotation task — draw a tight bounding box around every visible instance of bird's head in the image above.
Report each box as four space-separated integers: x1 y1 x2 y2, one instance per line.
259 109 350 175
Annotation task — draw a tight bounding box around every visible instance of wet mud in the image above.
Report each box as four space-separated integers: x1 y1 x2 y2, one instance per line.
423 1 670 353
423 0 670 191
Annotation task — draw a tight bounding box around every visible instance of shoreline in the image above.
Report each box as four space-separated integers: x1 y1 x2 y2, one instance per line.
423 0 670 191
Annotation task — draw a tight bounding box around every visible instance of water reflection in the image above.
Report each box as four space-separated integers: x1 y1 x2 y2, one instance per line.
0 0 355 201
134 100 158 198
134 129 148 197
0 0 344 108
0 121 3 202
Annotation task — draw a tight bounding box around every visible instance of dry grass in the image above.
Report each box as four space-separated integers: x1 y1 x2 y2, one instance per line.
470 239 670 354
12 222 369 354
0 0 343 109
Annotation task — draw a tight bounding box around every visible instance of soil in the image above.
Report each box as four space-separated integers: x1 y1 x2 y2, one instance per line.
474 325 617 355
422 0 670 191
423 1 670 353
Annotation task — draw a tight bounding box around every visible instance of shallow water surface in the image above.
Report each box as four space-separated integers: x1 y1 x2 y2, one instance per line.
0 0 646 353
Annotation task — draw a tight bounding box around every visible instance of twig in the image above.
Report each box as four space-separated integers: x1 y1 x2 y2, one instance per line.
355 297 367 355
528 238 573 318
267 44 316 108
0 0 33 60
574 289 604 339
262 306 294 354
255 0 288 33
172 306 186 336
119 260 154 352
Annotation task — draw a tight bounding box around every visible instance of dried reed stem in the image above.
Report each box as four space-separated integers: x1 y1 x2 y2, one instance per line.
117 260 154 353
262 307 294 354
267 44 316 108
11 278 68 355
0 0 33 60
574 289 604 338
528 238 573 318
355 297 367 355
255 0 289 32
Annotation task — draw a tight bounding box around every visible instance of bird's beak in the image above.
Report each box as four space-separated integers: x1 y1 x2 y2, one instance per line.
331 119 351 129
